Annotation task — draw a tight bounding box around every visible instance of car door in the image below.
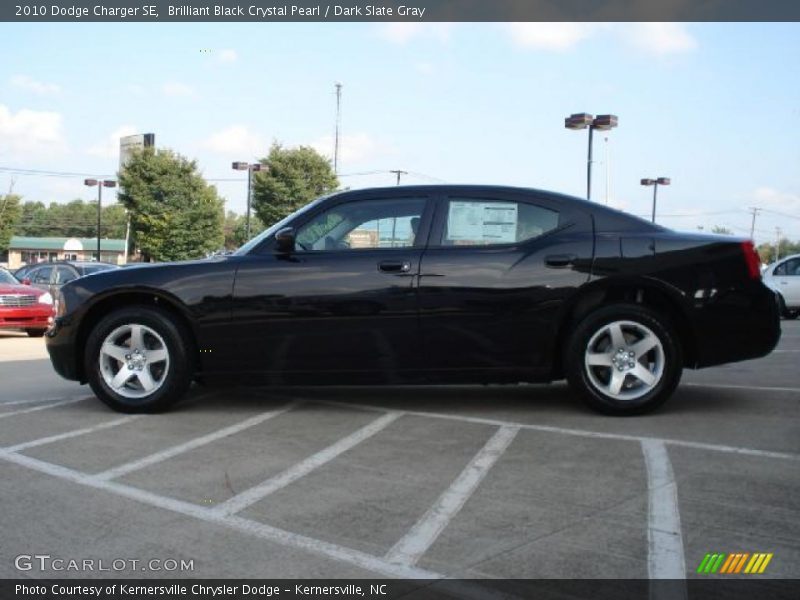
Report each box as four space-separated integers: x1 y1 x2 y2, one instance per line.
228 193 433 382
774 257 800 307
417 190 593 379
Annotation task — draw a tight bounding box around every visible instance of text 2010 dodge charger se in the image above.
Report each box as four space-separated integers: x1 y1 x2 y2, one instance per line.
46 186 780 415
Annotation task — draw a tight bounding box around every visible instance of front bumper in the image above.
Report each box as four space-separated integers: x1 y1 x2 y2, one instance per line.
0 306 52 331
45 315 82 381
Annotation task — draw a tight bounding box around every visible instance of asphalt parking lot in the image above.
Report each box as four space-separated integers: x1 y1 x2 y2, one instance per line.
1 322 798 583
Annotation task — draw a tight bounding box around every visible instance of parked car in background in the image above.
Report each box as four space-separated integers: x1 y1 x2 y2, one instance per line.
763 253 800 319
0 268 54 337
45 185 780 416
15 261 119 293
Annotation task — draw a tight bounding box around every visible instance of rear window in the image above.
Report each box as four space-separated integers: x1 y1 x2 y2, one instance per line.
442 198 559 247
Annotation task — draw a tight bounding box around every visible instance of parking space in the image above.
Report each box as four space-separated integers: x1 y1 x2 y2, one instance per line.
0 322 798 582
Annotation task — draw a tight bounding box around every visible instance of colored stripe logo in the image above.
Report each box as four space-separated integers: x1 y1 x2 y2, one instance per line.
696 552 773 574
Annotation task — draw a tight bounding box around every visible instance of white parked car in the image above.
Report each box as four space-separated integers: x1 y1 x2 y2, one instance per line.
763 253 800 319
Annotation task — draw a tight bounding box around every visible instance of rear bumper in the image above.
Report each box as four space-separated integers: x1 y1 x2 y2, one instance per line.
45 316 82 381
691 283 781 368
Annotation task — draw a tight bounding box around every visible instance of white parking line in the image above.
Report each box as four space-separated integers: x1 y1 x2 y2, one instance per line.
0 449 445 580
385 425 519 566
212 411 402 516
93 403 298 482
316 400 800 462
0 396 88 419
683 382 800 393
3 415 143 452
641 440 687 594
1 396 82 407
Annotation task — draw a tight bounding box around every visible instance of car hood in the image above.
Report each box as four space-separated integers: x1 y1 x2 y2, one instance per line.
0 283 43 296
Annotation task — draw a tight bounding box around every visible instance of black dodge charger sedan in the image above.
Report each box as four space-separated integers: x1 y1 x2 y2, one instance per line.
46 185 780 415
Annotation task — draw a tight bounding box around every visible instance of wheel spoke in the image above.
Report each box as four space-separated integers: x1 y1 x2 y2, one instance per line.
608 323 626 350
146 348 167 363
587 352 613 367
130 325 144 350
101 342 128 363
136 368 157 392
111 366 134 389
630 335 658 359
608 369 626 396
631 364 657 386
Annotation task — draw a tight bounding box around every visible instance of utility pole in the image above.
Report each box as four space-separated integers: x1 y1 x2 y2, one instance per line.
775 227 782 262
334 82 342 175
748 207 761 240
390 170 407 186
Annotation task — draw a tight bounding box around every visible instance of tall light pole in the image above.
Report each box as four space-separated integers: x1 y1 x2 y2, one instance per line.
84 178 116 262
334 82 342 174
564 113 618 201
641 177 670 223
232 162 267 240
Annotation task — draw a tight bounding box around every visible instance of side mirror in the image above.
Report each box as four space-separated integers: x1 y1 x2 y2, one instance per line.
275 227 296 254
22 278 31 286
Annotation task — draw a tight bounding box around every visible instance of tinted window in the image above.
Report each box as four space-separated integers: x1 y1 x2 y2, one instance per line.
55 266 78 284
296 198 426 251
781 258 800 276
442 198 559 247
31 265 54 284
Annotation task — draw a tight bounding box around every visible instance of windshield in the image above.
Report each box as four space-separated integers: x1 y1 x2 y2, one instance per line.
233 194 332 256
0 270 19 285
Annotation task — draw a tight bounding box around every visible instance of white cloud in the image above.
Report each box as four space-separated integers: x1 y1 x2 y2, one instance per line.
0 105 66 160
753 187 800 216
162 81 195 97
310 132 388 166
416 62 435 76
505 23 598 51
378 23 454 44
201 125 266 157
217 49 238 63
10 74 61 95
87 125 138 159
625 23 697 56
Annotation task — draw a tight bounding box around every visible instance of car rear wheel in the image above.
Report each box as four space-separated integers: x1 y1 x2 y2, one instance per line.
565 304 682 415
776 294 799 320
85 306 193 413
26 329 46 338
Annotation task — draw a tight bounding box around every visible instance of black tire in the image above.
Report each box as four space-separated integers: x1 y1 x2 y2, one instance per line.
564 304 683 416
84 306 194 413
26 329 46 338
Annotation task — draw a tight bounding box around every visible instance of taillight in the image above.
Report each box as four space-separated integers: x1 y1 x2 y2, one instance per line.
741 240 761 280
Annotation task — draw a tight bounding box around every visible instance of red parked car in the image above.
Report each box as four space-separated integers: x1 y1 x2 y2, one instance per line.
0 268 54 337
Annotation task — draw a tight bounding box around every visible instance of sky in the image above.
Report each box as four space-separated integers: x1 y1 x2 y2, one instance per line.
1 21 799 245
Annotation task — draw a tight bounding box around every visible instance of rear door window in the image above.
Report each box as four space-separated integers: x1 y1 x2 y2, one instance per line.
441 198 559 246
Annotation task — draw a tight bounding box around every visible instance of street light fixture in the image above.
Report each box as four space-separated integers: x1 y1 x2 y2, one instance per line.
564 113 618 201
641 177 670 223
232 162 267 240
84 178 116 262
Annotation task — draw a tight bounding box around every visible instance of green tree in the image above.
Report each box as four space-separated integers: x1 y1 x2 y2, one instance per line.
15 199 128 239
251 143 339 228
118 148 224 261
711 225 733 235
223 210 265 250
0 194 23 253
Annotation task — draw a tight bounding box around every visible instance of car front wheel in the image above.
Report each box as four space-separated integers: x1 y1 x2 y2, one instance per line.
85 306 193 413
565 304 682 415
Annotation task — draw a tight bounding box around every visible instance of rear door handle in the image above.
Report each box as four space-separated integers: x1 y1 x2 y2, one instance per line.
545 254 577 268
378 260 412 274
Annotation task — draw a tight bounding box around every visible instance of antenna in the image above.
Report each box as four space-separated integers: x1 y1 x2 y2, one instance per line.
334 82 342 174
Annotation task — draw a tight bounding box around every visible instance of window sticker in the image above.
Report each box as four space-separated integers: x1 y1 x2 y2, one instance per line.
447 201 518 244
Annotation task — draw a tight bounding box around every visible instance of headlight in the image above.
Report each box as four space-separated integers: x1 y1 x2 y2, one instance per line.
38 292 53 305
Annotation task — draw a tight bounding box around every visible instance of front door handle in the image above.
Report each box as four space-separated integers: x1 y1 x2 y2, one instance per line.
545 254 578 268
378 260 412 274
